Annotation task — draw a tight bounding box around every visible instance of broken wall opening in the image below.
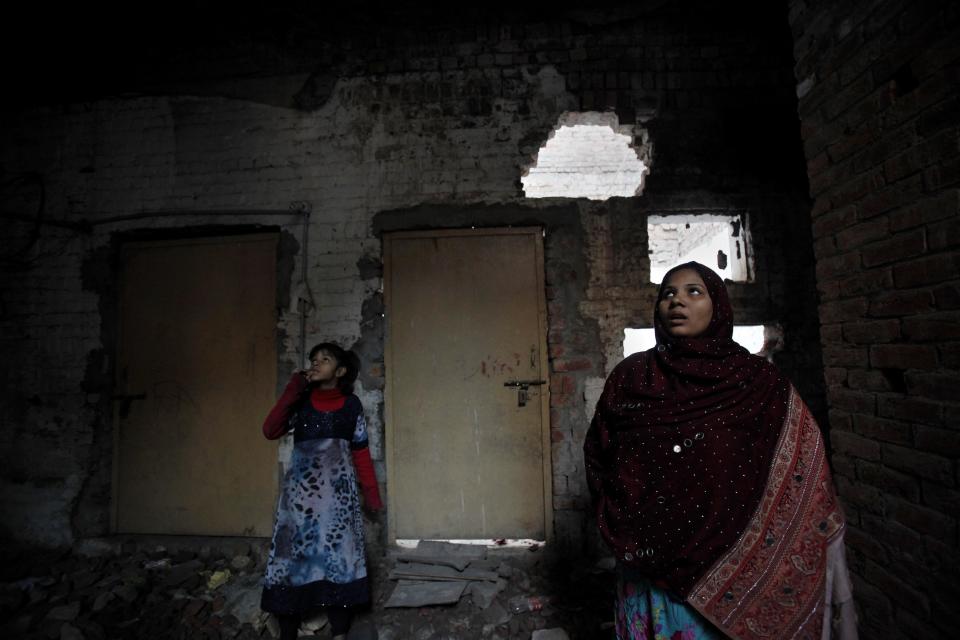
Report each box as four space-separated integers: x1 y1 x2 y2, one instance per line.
623 325 784 359
647 213 752 283
521 112 649 200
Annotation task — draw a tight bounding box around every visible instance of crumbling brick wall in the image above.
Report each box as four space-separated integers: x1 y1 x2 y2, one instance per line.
2 2 820 557
789 0 959 637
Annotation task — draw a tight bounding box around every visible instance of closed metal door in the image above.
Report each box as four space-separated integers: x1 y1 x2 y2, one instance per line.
114 233 278 536
384 228 551 540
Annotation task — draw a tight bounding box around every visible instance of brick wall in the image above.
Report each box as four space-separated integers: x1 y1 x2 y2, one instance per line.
1 2 819 554
789 0 959 637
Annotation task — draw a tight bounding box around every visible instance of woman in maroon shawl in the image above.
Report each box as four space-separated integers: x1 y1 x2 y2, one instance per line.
584 262 856 640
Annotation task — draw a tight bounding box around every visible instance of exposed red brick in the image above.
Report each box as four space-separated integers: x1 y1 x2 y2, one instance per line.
852 413 913 444
815 249 862 281
842 318 900 343
882 147 923 183
927 217 960 251
827 388 876 414
860 227 927 268
806 151 831 177
882 442 954 485
831 453 857 479
885 497 957 543
921 481 960 517
824 366 848 385
888 189 959 232
901 312 960 341
552 358 592 372
820 296 869 323
855 460 921 501
835 475 885 515
831 429 881 461
820 323 843 343
858 174 924 220
923 155 960 190
838 267 894 295
826 126 875 163
821 344 869 367
868 288 935 317
848 368 892 391
933 282 960 309
835 219 890 251
938 341 960 368
877 394 943 424
811 204 856 238
828 408 853 431
869 343 939 369
914 425 960 457
829 168 886 209
893 252 960 288
905 370 960 402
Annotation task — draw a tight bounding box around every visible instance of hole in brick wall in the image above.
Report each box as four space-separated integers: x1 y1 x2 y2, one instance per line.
648 213 753 283
880 368 907 393
624 325 782 359
890 63 919 97
521 112 648 200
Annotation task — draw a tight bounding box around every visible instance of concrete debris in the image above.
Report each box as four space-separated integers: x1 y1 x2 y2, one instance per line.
0 539 613 639
230 554 253 572
388 562 499 583
384 580 467 608
46 601 81 621
60 622 85 640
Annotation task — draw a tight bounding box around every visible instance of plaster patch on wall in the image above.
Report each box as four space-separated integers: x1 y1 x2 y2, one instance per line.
583 376 606 420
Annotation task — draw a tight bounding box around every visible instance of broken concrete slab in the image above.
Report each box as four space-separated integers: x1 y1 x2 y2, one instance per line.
389 562 499 583
45 601 80 621
160 559 204 587
395 554 472 571
384 580 466 608
481 599 511 627
467 579 505 609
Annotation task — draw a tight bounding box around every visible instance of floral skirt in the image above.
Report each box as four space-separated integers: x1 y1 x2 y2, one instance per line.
615 576 724 640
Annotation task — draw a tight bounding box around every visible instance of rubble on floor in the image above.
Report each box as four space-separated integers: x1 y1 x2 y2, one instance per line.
0 539 616 639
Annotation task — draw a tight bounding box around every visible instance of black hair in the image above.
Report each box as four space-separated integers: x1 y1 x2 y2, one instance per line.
308 342 360 394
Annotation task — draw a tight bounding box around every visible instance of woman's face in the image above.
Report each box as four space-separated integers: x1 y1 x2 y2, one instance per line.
658 268 713 338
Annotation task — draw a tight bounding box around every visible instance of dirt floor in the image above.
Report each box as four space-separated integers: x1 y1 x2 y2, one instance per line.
0 537 617 639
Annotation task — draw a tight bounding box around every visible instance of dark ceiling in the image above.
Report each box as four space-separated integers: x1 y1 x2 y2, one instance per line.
2 0 788 107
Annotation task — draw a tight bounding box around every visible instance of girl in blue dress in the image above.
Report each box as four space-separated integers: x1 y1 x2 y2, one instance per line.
260 343 383 640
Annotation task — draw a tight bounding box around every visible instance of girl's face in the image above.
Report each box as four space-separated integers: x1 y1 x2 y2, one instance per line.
658 268 713 338
306 350 346 388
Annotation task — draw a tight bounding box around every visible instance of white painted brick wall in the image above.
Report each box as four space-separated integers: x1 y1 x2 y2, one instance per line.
1 66 576 544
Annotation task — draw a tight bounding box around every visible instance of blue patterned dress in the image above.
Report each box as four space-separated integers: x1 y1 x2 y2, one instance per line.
615 571 723 640
261 394 371 614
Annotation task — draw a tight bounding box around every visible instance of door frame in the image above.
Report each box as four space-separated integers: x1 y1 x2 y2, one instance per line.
383 226 553 543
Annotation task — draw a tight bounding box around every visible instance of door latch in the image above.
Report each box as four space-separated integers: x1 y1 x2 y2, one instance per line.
111 393 146 418
503 380 546 407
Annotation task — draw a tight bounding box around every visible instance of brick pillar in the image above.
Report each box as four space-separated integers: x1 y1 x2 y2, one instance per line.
789 1 959 637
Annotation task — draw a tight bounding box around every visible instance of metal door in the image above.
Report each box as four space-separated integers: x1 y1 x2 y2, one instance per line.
384 228 551 540
114 233 279 535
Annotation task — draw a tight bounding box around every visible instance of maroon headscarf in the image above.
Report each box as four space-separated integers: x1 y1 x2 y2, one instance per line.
584 262 791 597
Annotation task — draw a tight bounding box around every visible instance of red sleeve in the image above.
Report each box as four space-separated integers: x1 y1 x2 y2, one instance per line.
351 447 383 510
262 373 309 440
